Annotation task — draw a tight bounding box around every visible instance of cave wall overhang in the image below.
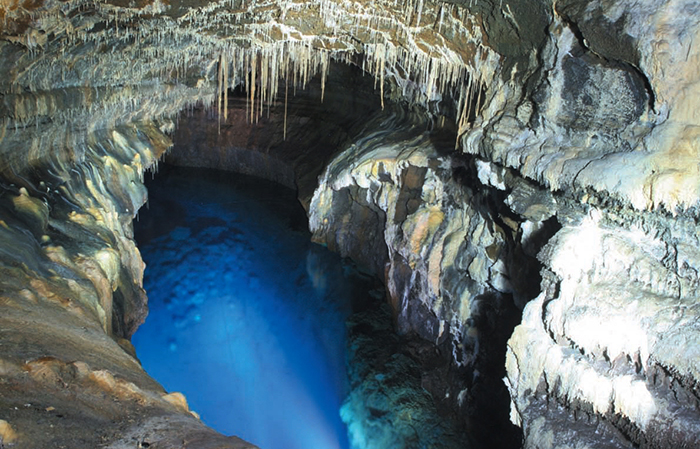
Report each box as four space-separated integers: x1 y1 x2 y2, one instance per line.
2 0 700 213
464 0 700 213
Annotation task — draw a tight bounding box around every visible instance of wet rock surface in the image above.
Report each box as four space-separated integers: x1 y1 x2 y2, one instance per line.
342 298 472 449
0 125 256 448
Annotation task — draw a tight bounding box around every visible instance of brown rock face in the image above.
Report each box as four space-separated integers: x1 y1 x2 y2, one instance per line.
1 0 700 448
0 122 258 447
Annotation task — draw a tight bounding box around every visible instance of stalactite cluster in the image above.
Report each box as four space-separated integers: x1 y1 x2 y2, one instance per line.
2 0 496 149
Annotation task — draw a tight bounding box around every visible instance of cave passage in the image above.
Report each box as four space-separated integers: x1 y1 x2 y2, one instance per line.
132 164 359 449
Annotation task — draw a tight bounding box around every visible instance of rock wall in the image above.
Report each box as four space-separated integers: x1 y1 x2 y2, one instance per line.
307 1 700 447
0 121 256 447
308 104 555 447
493 2 700 448
506 205 700 448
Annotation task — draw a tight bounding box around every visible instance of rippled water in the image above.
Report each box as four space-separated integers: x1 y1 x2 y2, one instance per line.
132 165 354 449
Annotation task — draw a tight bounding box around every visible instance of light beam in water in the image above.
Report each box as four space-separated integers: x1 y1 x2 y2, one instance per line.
132 166 352 449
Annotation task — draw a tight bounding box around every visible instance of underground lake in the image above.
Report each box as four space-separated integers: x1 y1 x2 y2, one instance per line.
132 164 356 449
132 164 472 449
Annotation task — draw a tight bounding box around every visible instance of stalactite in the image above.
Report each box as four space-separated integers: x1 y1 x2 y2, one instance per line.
260 51 267 122
293 54 298 97
284 75 288 141
379 44 386 110
223 53 228 123
474 78 483 118
321 51 328 103
415 0 423 28
455 79 466 133
217 53 223 132
250 52 256 124
244 50 250 122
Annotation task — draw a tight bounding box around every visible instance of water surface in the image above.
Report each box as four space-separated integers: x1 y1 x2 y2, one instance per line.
133 165 353 449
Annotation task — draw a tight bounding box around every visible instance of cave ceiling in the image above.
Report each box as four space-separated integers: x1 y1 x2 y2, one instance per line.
1 0 699 211
0 0 508 137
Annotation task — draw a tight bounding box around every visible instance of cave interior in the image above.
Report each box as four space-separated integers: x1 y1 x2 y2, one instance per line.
1 0 700 448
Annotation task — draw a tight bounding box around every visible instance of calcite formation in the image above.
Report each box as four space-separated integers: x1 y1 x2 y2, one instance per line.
0 0 699 447
505 201 700 448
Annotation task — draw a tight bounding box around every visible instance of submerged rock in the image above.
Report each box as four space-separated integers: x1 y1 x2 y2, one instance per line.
342 299 472 449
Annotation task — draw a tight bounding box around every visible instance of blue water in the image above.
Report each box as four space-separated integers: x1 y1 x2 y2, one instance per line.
132 166 353 449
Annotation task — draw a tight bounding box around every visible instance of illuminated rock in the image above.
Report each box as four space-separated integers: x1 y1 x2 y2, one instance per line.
506 204 700 449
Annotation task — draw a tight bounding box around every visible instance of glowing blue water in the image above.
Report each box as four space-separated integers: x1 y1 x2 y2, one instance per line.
132 166 352 449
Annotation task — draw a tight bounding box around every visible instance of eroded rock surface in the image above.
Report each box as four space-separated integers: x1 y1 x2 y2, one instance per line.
309 105 550 447
0 122 257 447
506 205 700 449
